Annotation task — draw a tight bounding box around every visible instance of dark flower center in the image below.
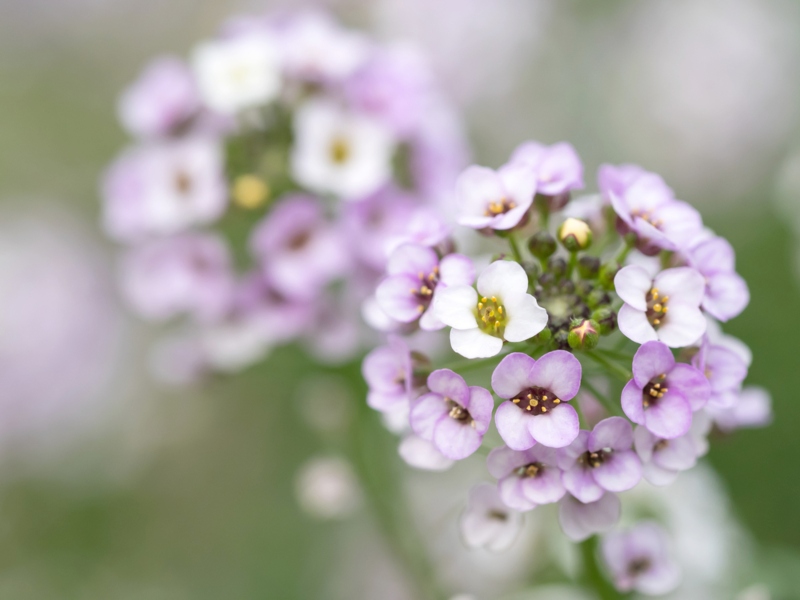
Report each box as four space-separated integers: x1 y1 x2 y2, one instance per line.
642 374 669 408
288 229 312 251
410 267 440 313
174 169 193 196
484 197 517 217
580 450 609 468
512 386 561 416
645 287 669 328
516 462 543 478
628 556 652 576
488 510 508 522
446 398 474 426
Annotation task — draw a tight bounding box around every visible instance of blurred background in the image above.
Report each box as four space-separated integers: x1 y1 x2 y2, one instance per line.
1 0 800 597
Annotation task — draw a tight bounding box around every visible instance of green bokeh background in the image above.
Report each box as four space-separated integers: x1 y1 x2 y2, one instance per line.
1 1 799 598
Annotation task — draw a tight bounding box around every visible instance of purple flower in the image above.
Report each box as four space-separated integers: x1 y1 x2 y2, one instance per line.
250 195 349 300
434 260 548 358
558 493 621 542
120 233 233 322
456 163 536 230
615 265 707 347
598 164 671 203
509 141 584 197
634 416 710 486
691 338 749 409
118 56 200 139
687 235 749 322
361 336 413 413
557 418 642 503
606 168 702 253
705 386 772 433
621 341 710 439
460 483 523 552
102 137 227 242
398 434 454 471
376 244 474 331
601 522 681 595
492 351 582 449
487 444 566 511
410 369 493 460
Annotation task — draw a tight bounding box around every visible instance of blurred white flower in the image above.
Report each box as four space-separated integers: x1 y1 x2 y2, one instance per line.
295 456 362 520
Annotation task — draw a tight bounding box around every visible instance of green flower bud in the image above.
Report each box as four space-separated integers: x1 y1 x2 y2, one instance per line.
587 288 611 309
528 231 557 260
578 256 600 279
558 218 593 252
553 329 570 349
533 328 553 345
598 261 621 290
548 257 568 280
523 261 541 283
591 307 617 335
568 319 600 351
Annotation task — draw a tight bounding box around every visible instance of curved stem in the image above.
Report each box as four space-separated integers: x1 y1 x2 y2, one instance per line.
580 536 623 600
508 233 524 264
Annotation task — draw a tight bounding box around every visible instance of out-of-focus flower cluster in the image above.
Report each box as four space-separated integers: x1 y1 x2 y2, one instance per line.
102 9 467 378
362 142 771 595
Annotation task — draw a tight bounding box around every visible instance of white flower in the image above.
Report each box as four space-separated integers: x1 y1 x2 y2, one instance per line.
192 34 280 114
615 265 707 348
291 99 395 200
295 456 362 520
434 260 548 358
459 483 523 552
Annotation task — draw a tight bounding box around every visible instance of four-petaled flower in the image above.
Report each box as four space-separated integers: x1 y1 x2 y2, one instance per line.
434 260 548 358
615 265 707 347
487 444 567 511
460 483 523 552
601 522 681 595
492 351 582 449
456 163 537 231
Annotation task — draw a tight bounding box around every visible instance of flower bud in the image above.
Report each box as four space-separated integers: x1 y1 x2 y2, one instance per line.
523 261 541 283
578 256 600 279
598 261 620 290
553 329 570 349
528 231 557 260
568 319 600 350
591 307 617 335
548 257 568 280
533 328 553 345
587 288 611 309
558 218 592 252
232 174 270 209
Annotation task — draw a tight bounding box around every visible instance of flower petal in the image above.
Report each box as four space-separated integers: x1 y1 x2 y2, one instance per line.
667 363 711 411
498 477 537 512
487 445 528 479
654 267 705 307
657 303 706 348
386 243 439 277
495 401 535 451
439 253 476 287
433 417 483 460
477 260 528 305
563 464 605 503
632 341 676 388
614 265 652 311
520 466 566 504
409 392 447 440
591 450 642 492
559 493 621 542
376 273 426 322
503 294 549 342
621 379 646 425
589 417 633 452
529 350 583 401
704 272 749 322
529 403 580 448
398 435 454 471
427 369 470 406
466 386 494 432
618 304 658 344
491 352 537 399
450 327 503 358
433 285 478 329
643 391 692 439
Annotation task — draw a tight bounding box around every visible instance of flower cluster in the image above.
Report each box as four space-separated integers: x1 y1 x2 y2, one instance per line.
363 143 770 594
102 9 467 376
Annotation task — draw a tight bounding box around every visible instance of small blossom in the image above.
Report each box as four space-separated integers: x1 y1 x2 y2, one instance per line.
687 235 750 322
361 336 413 413
601 522 681 595
615 265 707 347
291 99 396 200
120 233 233 322
491 351 581 449
460 483 523 552
634 416 710 486
455 163 537 230
102 137 227 241
705 386 772 433
278 12 369 83
118 56 199 138
487 444 566 511
509 141 584 197
691 338 749 409
434 260 548 358
398 434 454 471
598 164 671 203
295 456 362 520
376 244 474 331
250 194 349 300
192 33 281 114
621 341 710 439
557 418 642 503
558 492 621 542
410 369 493 460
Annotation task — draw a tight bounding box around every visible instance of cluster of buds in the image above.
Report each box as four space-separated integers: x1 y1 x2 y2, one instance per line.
100 9 467 378
363 141 770 595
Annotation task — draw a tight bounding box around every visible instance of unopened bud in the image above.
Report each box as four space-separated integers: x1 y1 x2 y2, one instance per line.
578 256 600 279
528 231 557 260
553 329 570 349
587 288 611 309
533 328 553 345
591 307 617 335
523 261 541 283
568 319 600 350
598 261 621 290
558 218 592 252
548 257 568 280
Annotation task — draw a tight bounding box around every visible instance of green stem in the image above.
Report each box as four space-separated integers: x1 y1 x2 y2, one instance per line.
583 351 633 383
580 536 622 600
614 237 635 265
580 377 622 417
508 233 525 263
593 347 635 362
566 251 578 279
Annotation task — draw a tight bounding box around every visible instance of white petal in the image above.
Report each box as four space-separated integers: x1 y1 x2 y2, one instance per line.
504 294 548 342
614 265 652 311
477 260 528 305
654 267 705 307
450 328 503 359
618 304 658 344
433 285 478 329
657 304 707 348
